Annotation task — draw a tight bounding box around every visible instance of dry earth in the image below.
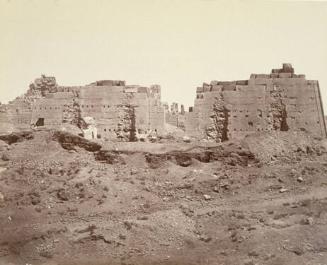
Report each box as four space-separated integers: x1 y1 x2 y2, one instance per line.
0 130 327 265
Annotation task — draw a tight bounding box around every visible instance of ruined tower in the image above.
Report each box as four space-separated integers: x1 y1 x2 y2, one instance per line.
185 64 327 141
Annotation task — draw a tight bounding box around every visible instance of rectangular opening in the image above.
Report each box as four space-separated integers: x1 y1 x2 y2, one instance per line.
36 118 44 127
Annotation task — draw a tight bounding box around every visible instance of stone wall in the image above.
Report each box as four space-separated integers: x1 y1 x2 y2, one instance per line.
0 76 165 140
0 100 31 133
1 64 325 142
186 64 327 141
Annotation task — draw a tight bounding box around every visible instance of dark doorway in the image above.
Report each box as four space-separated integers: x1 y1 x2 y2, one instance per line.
36 118 44 127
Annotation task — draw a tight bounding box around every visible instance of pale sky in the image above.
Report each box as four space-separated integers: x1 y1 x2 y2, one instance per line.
0 0 327 110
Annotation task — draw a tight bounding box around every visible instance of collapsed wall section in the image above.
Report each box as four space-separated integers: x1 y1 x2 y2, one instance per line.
205 90 230 142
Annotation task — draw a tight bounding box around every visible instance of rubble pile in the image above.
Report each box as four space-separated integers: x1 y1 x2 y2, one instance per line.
0 131 34 145
0 130 326 265
52 131 101 152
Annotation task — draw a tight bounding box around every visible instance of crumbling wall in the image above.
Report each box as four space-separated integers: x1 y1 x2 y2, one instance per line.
114 104 137 141
62 99 82 127
31 97 73 127
1 76 166 140
115 92 138 141
79 85 128 140
186 64 326 141
78 82 164 141
205 92 230 142
29 75 58 96
269 86 289 131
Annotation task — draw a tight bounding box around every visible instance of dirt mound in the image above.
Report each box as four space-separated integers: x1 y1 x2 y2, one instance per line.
94 150 126 164
145 143 256 168
242 131 327 163
52 131 101 152
1 130 327 265
0 131 34 145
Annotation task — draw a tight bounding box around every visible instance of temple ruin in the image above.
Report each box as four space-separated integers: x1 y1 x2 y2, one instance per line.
168 63 327 141
0 64 326 141
0 77 165 140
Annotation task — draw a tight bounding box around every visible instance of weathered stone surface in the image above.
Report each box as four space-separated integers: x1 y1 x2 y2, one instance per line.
185 64 326 141
0 77 165 141
1 64 325 143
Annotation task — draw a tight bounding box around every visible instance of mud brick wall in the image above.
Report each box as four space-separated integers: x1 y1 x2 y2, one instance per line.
186 64 327 141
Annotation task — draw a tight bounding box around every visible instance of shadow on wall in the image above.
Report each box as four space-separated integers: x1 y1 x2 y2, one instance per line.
35 118 44 127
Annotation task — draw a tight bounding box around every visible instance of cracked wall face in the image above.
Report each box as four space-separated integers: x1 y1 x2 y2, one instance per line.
270 86 289 131
62 100 81 127
188 64 326 141
0 64 325 141
206 93 230 142
0 76 165 140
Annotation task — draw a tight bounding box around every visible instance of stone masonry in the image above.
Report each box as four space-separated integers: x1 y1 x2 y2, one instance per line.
0 77 165 140
0 64 326 142
184 64 327 141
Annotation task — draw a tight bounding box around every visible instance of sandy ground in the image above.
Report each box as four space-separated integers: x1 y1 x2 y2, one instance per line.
0 130 326 265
